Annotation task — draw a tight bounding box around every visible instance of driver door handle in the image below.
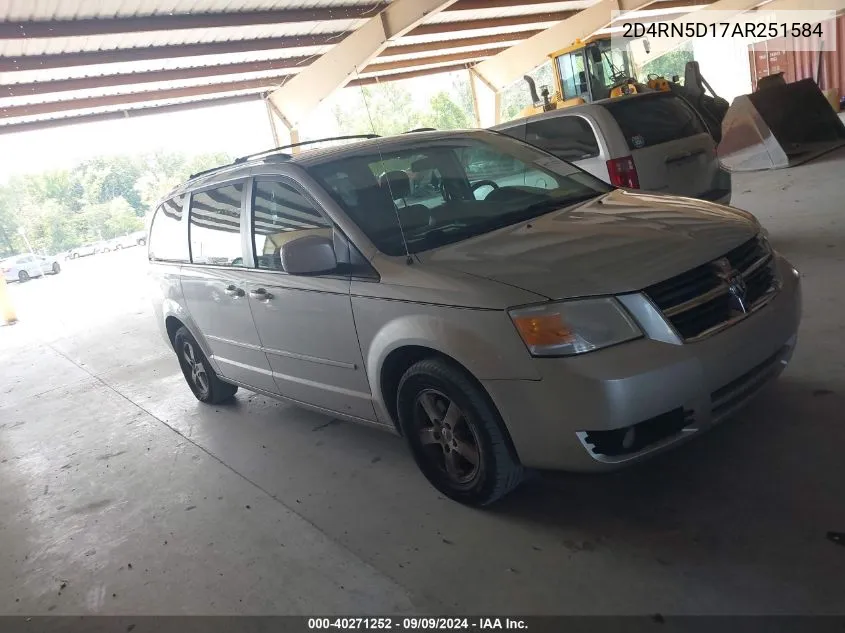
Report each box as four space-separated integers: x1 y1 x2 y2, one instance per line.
249 288 273 301
224 284 245 297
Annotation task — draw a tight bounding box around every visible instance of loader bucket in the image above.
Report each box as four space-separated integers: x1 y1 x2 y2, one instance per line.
718 78 845 172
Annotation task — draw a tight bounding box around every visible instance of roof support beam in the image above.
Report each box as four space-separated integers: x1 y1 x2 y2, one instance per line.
267 0 460 131
0 5 387 39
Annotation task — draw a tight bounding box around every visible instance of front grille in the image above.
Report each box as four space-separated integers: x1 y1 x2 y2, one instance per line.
645 235 779 341
711 347 786 421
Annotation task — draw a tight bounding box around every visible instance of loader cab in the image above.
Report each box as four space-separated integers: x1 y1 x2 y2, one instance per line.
552 38 635 103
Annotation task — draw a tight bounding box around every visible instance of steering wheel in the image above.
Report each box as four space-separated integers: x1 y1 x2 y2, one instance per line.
471 180 499 200
471 180 499 192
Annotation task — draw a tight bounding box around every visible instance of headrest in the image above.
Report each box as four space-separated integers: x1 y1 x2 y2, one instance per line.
378 170 411 199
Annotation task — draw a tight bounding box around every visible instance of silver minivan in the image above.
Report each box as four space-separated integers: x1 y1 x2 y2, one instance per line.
492 92 732 204
149 130 799 505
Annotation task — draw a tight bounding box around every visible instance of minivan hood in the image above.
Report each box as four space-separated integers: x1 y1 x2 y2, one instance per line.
417 189 759 299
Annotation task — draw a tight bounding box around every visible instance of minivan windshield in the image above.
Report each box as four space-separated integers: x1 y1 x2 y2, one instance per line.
307 135 611 256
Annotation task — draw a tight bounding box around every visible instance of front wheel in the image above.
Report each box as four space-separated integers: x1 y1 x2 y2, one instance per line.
18 270 30 282
397 358 523 505
52 262 61 274
174 326 238 404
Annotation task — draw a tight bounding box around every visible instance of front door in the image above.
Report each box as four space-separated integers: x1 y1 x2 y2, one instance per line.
179 181 276 393
240 177 376 421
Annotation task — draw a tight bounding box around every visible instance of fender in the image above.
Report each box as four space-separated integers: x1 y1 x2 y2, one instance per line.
362 310 541 424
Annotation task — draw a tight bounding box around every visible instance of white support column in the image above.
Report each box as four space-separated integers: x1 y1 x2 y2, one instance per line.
265 96 300 151
267 0 458 131
469 68 501 128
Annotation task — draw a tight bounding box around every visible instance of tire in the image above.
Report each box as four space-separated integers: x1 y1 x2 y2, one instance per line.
52 262 61 274
396 358 523 506
138 238 146 246
173 326 238 404
18 270 29 282
114 244 122 250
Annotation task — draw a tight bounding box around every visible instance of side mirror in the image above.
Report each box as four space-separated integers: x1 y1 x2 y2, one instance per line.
280 235 337 275
643 38 651 55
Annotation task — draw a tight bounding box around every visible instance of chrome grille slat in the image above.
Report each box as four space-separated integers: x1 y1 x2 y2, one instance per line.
645 236 779 341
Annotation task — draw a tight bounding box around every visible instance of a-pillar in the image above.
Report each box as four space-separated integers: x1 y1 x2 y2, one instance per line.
469 68 501 129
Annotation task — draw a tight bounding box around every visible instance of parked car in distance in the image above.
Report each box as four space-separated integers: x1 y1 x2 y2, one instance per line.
149 130 799 506
93 240 112 254
491 91 732 204
110 234 138 250
2 253 61 282
69 243 97 258
132 230 147 246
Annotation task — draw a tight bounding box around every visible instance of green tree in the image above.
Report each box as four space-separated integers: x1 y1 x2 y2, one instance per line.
641 43 694 83
423 91 473 130
500 62 555 122
333 83 426 136
0 150 230 257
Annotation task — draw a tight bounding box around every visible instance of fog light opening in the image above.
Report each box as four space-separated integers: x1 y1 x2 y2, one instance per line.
621 427 636 450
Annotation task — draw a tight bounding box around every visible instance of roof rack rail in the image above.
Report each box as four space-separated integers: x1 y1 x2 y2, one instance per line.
233 134 381 164
188 164 232 180
403 127 437 133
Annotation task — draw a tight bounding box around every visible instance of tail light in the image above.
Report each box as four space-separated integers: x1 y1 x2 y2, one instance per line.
606 156 640 189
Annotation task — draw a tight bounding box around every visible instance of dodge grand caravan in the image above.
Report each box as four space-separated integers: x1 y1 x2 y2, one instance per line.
149 130 801 505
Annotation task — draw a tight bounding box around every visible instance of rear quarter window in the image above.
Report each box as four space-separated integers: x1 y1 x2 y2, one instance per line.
524 116 600 161
601 94 705 150
149 195 188 262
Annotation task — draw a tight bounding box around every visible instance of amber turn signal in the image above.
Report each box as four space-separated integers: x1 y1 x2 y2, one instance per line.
512 314 575 347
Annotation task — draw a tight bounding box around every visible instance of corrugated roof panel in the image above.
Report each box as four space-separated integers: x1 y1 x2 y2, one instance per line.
399 21 561 44
0 21 358 56
0 89 265 128
0 0 380 20
431 0 596 22
376 42 514 63
0 46 331 85
357 58 488 79
424 0 596 24
0 69 297 106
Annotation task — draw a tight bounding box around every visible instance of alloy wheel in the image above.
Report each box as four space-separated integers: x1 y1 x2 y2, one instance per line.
413 389 480 485
182 341 209 398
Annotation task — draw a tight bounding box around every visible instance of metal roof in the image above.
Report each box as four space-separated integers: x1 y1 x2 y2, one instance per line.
0 0 705 134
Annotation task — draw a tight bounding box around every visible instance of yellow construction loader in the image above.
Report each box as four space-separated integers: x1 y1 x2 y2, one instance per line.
520 34 730 141
521 34 845 171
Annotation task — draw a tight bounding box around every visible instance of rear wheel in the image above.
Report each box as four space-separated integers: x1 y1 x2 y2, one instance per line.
52 262 61 274
18 270 29 282
397 358 523 506
174 326 238 404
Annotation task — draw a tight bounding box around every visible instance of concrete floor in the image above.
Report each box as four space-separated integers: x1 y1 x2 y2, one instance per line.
2 151 845 616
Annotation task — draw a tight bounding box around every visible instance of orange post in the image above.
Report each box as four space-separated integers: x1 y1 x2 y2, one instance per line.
0 274 17 324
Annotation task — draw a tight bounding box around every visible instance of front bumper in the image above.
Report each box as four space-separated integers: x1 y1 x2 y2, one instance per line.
483 255 801 471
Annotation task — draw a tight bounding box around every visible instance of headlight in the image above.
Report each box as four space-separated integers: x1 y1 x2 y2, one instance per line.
509 298 642 357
